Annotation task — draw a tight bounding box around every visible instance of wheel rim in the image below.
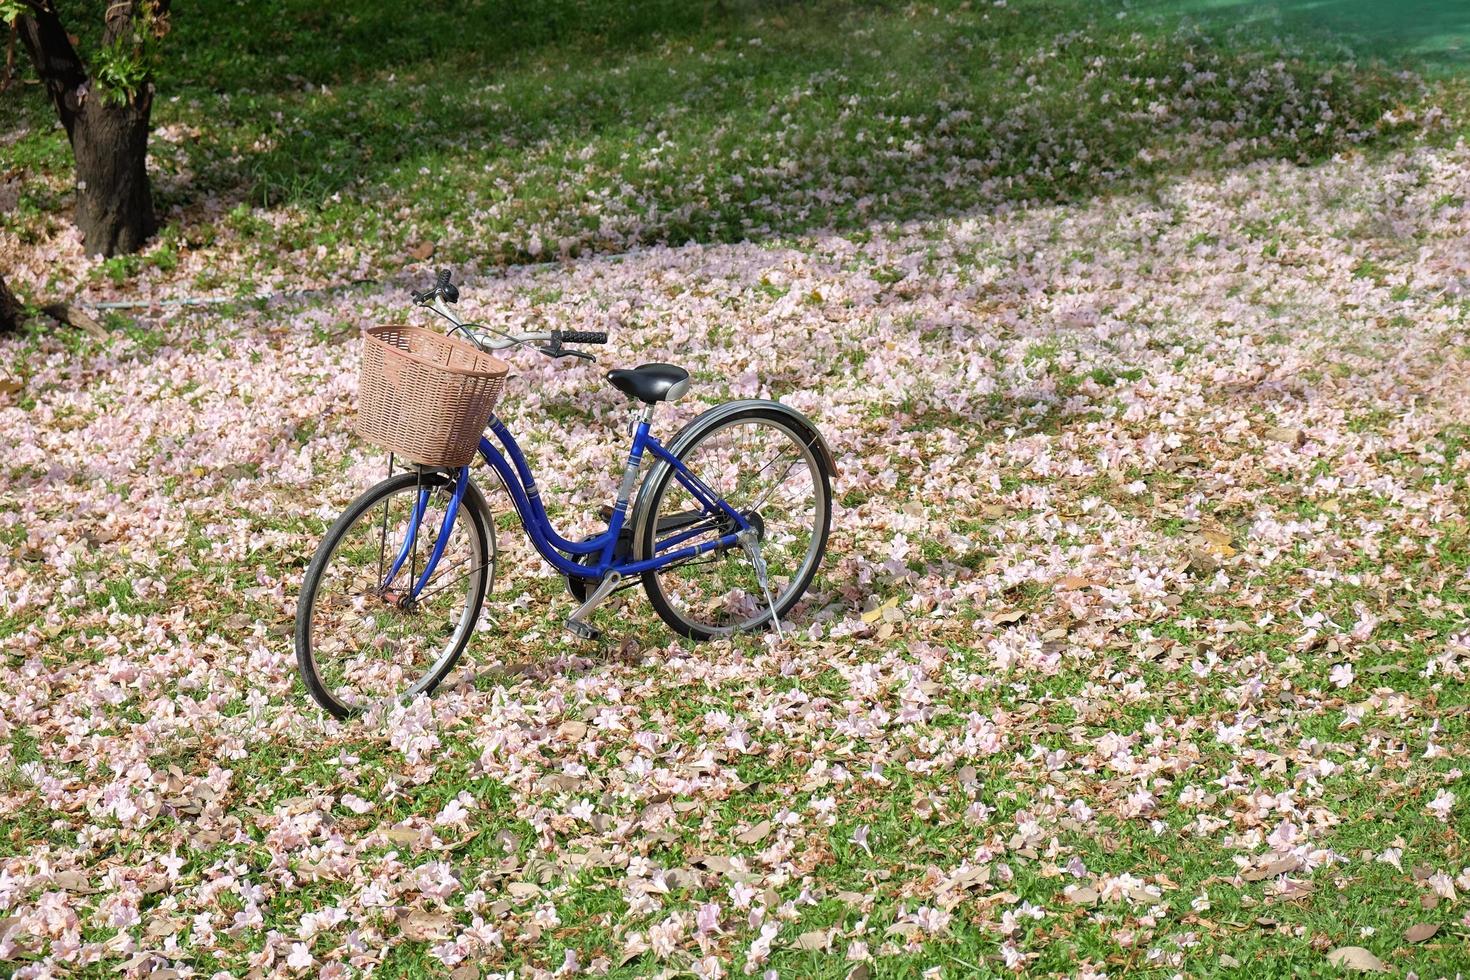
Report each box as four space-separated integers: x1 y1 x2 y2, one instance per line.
645 417 827 636
305 479 489 714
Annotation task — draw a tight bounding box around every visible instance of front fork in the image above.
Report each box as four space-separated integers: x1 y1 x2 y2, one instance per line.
379 466 470 604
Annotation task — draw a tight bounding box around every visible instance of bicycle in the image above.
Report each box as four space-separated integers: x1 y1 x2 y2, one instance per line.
295 270 836 718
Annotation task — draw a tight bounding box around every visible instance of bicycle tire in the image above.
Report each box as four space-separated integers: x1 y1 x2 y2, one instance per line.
295 469 495 718
634 404 833 640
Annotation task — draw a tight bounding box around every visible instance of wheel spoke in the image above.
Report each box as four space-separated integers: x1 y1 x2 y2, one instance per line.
298 476 493 717
643 415 828 637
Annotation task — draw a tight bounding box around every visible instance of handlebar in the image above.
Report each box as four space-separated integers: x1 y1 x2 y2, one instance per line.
554 330 608 346
411 267 459 305
410 270 606 359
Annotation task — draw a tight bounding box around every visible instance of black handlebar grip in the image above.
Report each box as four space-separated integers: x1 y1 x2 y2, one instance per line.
556 330 608 344
435 268 459 303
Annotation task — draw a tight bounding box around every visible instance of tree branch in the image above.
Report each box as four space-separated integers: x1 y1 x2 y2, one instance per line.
101 0 171 47
14 5 86 139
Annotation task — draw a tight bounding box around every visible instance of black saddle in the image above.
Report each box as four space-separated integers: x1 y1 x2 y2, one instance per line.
606 363 690 404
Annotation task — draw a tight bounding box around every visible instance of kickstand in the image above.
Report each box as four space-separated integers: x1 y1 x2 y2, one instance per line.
740 530 785 639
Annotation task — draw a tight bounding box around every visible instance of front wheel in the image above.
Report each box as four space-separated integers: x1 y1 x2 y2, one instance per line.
295 469 496 718
634 404 833 640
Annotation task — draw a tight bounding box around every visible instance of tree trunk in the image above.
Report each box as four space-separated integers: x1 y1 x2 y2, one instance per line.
0 274 21 333
15 2 161 256
72 96 157 255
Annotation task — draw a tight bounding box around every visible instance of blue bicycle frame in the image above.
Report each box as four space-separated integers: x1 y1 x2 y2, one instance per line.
381 413 752 598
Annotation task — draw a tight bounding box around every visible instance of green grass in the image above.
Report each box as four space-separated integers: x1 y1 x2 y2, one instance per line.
5 0 1465 297
6 0 1470 976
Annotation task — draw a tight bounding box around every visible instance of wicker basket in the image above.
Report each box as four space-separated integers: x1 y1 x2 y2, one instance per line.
355 325 508 467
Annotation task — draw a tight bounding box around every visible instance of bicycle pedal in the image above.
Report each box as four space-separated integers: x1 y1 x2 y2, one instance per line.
564 619 601 641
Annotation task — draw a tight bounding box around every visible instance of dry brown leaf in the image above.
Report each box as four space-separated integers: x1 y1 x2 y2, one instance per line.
1264 426 1306 447
1325 947 1387 972
1241 855 1301 882
407 240 436 261
692 854 736 873
736 820 772 845
1200 528 1237 558
1404 922 1439 943
664 868 701 891
381 826 420 844
540 773 586 793
991 608 1026 625
792 929 831 951
861 597 898 623
1064 886 1099 906
400 910 452 941
48 870 97 894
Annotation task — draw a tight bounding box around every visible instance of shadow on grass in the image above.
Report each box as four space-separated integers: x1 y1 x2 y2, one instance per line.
4 0 1444 266
1151 0 1470 77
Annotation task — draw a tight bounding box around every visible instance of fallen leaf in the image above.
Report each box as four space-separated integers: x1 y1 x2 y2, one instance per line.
692 854 736 874
1325 947 1387 972
736 820 772 845
1404 923 1439 943
792 929 831 950
664 868 701 891
1200 528 1237 558
991 608 1026 625
407 240 436 261
381 826 420 844
1264 426 1306 447
48 870 97 894
539 773 585 793
1063 885 1099 906
861 597 898 624
1188 550 1222 576
400 910 452 940
1242 855 1301 881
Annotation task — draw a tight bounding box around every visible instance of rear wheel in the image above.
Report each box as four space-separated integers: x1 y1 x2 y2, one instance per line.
635 406 832 640
295 469 495 718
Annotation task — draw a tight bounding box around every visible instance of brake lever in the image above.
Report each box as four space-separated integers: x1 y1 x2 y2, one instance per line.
538 346 596 362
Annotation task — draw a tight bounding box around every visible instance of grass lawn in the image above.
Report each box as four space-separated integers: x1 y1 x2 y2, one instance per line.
2 0 1470 977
